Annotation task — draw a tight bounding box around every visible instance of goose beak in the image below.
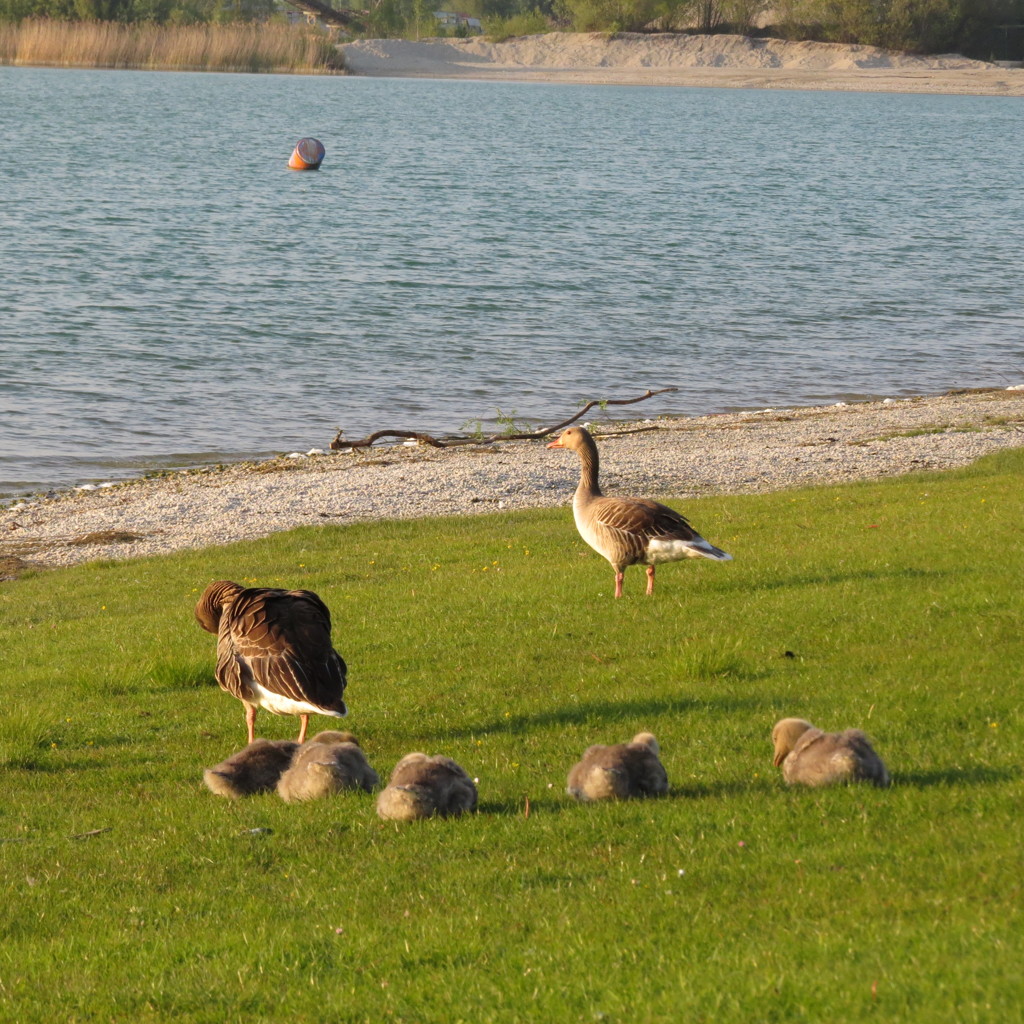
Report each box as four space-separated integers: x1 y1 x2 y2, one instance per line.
773 750 786 767
546 435 565 449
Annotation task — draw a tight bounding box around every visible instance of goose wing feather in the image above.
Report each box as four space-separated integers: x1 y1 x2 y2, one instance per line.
217 588 347 711
592 496 699 543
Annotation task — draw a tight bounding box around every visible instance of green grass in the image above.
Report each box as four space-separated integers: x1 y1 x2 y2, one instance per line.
1 450 1022 1023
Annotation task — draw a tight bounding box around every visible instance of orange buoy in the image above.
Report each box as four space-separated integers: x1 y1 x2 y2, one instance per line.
288 137 325 171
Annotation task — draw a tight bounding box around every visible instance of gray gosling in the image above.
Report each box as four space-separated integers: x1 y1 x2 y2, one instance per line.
567 731 669 801
771 717 891 788
277 731 380 803
376 753 478 821
203 738 298 799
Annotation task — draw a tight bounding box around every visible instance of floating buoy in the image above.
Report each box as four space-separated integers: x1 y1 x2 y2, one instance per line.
288 137 325 171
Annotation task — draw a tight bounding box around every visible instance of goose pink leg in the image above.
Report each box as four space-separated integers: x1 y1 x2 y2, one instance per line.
646 566 656 596
244 703 258 744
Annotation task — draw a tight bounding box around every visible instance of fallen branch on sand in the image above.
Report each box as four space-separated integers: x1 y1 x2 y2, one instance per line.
330 388 678 450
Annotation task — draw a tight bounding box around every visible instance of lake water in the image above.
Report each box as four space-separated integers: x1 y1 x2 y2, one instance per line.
2 66 1022 499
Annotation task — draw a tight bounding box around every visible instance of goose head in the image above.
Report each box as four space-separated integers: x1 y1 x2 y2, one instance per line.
631 732 660 754
771 718 814 767
546 426 593 452
195 579 244 634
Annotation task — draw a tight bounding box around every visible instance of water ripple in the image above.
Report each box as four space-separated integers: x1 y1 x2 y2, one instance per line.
1 68 1022 496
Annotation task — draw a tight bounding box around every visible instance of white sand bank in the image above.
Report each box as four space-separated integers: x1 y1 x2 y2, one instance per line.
339 32 1024 95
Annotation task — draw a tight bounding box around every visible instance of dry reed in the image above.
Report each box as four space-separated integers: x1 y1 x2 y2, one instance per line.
0 19 345 73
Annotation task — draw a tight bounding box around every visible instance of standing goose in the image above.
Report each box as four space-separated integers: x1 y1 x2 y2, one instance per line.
195 580 348 744
547 426 731 597
771 717 891 788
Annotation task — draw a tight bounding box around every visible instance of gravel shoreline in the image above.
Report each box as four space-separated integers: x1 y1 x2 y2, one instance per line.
3 389 1022 576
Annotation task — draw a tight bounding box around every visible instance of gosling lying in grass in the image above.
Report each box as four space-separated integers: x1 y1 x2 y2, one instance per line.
376 753 477 821
277 731 379 803
566 732 669 801
203 738 299 798
771 717 891 788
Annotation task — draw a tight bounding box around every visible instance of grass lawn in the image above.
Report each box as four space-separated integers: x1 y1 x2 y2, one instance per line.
1 449 1021 1023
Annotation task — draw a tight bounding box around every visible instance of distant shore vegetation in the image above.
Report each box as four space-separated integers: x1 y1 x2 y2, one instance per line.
480 0 1020 60
0 16 344 71
0 0 1020 70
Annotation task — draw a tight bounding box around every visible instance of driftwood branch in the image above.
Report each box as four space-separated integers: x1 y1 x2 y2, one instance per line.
330 387 678 451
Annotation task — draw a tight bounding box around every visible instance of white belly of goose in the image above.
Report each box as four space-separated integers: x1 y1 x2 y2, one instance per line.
250 682 347 719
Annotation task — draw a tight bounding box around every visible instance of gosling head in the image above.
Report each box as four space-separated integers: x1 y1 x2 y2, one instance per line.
631 732 660 755
307 730 360 746
771 718 815 767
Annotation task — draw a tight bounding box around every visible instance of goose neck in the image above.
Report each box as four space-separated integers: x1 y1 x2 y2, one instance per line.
574 438 602 499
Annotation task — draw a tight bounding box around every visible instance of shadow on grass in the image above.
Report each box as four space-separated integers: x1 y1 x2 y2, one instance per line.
442 694 780 740
895 765 1020 788
669 778 773 801
720 566 953 595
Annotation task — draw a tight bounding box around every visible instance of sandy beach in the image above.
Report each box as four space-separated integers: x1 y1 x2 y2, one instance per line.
339 32 1024 96
2 388 1021 576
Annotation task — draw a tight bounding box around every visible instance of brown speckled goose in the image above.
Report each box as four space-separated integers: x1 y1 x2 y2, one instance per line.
567 732 669 801
195 580 348 744
547 426 732 597
277 731 379 803
376 753 478 821
771 718 891 788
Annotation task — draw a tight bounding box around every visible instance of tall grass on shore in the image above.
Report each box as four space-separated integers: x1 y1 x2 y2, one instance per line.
0 19 345 73
0 450 1021 1021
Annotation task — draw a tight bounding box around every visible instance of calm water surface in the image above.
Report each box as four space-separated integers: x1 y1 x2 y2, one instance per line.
1 67 1022 497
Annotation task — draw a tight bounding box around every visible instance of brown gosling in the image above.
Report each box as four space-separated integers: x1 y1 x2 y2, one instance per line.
277 731 380 803
546 426 731 598
771 717 891 788
203 738 299 799
567 731 669 801
376 753 478 821
195 580 348 745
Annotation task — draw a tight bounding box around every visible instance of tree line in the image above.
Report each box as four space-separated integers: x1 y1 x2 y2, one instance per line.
1 0 1020 61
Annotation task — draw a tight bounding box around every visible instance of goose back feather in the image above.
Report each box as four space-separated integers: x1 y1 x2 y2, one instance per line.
277 731 379 802
567 731 669 801
376 752 478 821
772 717 890 788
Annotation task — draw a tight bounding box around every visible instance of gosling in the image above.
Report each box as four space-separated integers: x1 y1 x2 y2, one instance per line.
376 753 477 821
567 732 669 802
203 738 298 799
771 717 890 788
277 731 380 803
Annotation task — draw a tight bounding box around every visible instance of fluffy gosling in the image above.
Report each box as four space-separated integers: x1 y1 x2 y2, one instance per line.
376 753 477 821
771 717 890 788
567 731 669 801
277 731 379 803
203 738 298 799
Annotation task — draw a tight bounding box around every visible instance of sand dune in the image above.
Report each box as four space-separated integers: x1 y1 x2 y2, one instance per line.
339 32 1024 95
